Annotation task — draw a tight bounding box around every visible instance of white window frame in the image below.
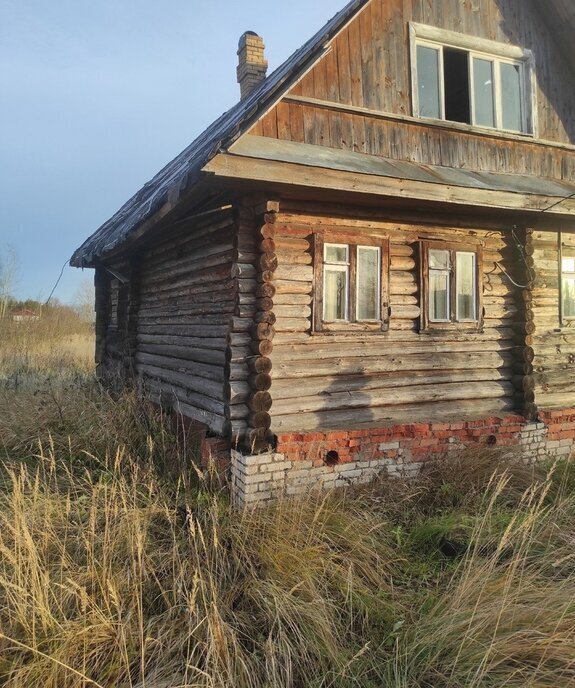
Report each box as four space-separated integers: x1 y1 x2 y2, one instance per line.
410 23 536 136
356 245 382 322
560 234 575 324
323 243 350 322
455 251 478 323
421 240 483 332
428 248 451 323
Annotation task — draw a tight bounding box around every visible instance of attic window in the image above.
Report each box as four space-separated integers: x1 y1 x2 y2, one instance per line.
411 24 534 134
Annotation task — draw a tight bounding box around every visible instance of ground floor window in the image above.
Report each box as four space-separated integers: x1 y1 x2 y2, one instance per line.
314 234 389 332
421 240 483 331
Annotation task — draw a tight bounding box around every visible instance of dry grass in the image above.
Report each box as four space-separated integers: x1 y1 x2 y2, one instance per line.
1 321 575 687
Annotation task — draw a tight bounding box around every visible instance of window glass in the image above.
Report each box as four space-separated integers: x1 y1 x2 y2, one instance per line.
456 252 476 320
473 58 495 127
563 279 575 319
430 271 450 321
324 268 348 320
417 45 441 119
325 244 348 263
500 62 523 132
429 249 450 270
357 247 380 320
563 254 575 319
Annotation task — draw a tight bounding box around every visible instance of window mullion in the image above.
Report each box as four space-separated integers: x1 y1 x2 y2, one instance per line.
438 46 446 120
494 60 503 129
469 52 476 126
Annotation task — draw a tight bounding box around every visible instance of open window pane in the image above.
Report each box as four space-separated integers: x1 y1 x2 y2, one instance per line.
325 244 348 263
417 45 441 118
429 271 450 321
473 58 495 127
444 48 471 124
500 62 523 132
563 277 575 319
456 252 477 320
357 247 380 320
324 268 348 320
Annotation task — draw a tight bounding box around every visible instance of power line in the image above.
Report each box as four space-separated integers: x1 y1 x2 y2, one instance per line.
44 259 69 306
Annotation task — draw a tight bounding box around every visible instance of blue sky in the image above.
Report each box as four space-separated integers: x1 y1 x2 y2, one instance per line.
0 0 343 303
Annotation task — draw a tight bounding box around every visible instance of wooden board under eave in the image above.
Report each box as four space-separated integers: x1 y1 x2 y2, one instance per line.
266 202 524 433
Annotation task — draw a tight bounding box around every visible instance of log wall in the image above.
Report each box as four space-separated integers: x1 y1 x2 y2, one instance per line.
134 209 236 437
267 203 524 433
532 230 575 410
94 260 133 388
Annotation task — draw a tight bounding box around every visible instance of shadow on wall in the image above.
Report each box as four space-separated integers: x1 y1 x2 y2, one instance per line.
495 0 575 142
315 365 375 462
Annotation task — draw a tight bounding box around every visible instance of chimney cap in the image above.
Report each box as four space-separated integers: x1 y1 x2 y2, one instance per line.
238 31 263 49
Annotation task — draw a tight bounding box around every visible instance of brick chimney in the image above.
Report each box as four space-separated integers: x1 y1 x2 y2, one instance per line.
237 31 268 99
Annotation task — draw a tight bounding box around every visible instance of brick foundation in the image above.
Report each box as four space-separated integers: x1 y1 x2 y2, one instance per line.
230 410 575 505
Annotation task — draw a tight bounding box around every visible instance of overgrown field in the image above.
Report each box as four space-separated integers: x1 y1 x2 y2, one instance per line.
1 322 575 687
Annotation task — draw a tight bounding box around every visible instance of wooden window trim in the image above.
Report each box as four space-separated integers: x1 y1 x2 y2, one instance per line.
560 232 575 326
313 232 390 334
409 22 536 137
420 239 484 333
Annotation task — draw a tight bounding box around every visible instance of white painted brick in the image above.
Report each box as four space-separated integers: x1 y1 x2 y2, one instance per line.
335 478 351 487
269 461 293 472
286 485 305 496
335 462 358 472
339 469 362 478
287 469 312 479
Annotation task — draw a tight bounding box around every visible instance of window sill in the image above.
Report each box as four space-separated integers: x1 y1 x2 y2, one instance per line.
417 115 533 139
313 322 388 335
420 323 483 334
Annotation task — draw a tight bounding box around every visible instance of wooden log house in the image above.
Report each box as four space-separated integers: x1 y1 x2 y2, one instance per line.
71 0 575 503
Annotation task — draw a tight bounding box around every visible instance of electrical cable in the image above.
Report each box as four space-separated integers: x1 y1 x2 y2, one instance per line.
44 259 70 306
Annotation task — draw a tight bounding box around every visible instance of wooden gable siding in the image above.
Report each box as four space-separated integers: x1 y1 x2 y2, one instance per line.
134 209 237 436
532 230 575 410
267 203 523 433
251 0 575 180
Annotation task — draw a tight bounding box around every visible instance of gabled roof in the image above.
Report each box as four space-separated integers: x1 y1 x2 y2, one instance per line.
70 0 368 267
71 0 575 268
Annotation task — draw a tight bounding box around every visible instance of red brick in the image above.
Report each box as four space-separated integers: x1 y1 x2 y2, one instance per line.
301 432 326 442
